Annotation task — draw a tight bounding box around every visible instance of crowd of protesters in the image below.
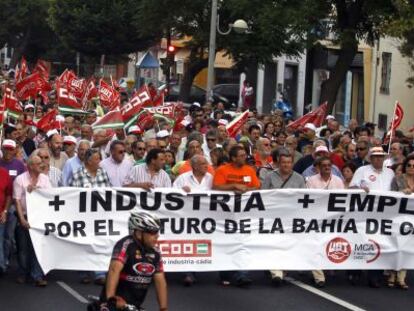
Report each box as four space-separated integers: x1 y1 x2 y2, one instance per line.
0 71 412 292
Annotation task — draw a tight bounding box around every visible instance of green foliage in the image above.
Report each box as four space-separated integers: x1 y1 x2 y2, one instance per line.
0 0 57 64
49 0 157 57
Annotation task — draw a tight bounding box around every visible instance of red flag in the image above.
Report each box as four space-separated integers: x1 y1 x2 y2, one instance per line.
56 82 83 114
286 102 328 130
390 101 404 131
81 78 98 109
152 92 164 107
99 79 120 110
92 110 124 130
135 110 155 130
385 101 404 144
226 110 249 138
121 85 152 126
0 91 7 125
68 76 87 100
15 72 51 100
15 57 29 82
3 88 23 119
57 69 76 85
36 109 59 132
33 59 49 79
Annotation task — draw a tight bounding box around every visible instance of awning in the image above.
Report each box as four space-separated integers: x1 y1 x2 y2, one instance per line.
215 51 235 69
136 51 159 69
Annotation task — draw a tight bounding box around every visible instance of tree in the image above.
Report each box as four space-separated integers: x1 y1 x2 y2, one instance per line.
0 0 56 67
386 1 414 86
317 0 400 113
49 0 158 57
137 0 327 103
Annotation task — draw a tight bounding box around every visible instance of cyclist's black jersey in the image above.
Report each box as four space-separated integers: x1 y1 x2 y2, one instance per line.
102 235 164 307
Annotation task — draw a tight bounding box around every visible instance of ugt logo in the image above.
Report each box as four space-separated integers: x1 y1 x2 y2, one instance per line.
326 237 352 264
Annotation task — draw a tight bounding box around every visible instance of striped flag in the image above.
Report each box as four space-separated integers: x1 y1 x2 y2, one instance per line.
92 110 124 130
226 110 249 138
286 102 328 130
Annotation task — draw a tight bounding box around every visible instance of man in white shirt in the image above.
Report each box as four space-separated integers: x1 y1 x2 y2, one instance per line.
124 148 171 189
173 155 213 192
173 154 212 286
349 146 394 288
100 140 134 187
350 147 394 192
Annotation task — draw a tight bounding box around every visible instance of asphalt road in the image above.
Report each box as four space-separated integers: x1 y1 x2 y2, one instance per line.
1 269 414 311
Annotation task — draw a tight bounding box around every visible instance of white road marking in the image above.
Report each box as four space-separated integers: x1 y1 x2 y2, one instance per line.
285 277 366 311
57 281 88 304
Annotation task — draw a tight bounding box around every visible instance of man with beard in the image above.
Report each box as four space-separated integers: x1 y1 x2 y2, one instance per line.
47 131 68 170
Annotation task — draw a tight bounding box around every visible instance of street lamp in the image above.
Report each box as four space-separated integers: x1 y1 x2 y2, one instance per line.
206 0 248 101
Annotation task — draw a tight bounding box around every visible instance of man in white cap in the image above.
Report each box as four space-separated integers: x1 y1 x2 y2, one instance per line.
63 136 77 159
349 146 394 288
156 130 170 144
298 123 317 153
302 145 343 179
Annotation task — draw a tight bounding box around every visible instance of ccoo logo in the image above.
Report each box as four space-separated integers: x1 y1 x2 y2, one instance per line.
326 237 352 264
132 262 155 276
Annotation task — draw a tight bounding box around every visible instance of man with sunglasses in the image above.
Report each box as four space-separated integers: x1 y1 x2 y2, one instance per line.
100 140 134 187
352 141 370 169
95 211 168 311
202 129 220 164
132 141 146 165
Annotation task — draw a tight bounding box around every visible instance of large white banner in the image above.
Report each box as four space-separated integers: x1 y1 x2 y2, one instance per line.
27 187 414 273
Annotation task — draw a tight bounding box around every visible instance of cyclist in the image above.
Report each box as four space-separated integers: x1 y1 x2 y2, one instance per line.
98 211 168 311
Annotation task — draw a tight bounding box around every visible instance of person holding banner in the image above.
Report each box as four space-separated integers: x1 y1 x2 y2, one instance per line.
262 148 305 286
173 154 213 286
0 166 12 276
62 140 91 186
306 156 345 288
70 148 111 285
98 211 167 311
100 140 133 187
213 145 260 287
124 148 171 190
387 154 414 289
349 146 394 288
13 154 51 286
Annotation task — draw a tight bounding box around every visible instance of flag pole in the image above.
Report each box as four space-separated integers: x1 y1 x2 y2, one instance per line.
387 100 398 155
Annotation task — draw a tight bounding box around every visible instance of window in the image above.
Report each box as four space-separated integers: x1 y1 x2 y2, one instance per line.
380 52 392 94
378 113 388 131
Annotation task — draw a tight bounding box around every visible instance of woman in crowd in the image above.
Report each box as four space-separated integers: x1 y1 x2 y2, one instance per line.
263 122 276 141
341 162 357 188
391 162 403 178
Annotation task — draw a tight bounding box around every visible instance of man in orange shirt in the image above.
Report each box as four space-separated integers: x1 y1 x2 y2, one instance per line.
213 145 260 287
213 145 260 193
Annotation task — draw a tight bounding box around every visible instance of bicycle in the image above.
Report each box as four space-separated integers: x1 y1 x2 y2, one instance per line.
87 295 145 311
